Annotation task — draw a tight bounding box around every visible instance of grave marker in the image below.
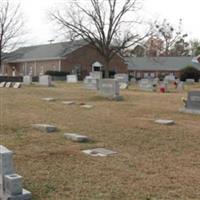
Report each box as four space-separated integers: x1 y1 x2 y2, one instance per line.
5 82 12 88
39 75 52 86
64 133 89 142
155 119 175 125
89 71 102 80
13 83 21 89
23 76 32 85
0 82 6 88
41 97 56 102
84 76 99 90
139 79 154 92
99 79 122 100
180 91 200 115
32 124 57 133
82 148 117 157
0 145 32 200
67 75 78 83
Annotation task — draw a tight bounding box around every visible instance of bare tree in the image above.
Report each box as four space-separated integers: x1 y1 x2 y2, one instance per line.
153 19 188 56
0 1 24 72
50 0 149 77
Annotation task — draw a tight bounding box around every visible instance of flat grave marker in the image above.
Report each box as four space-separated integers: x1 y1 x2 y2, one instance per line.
32 124 57 133
155 119 175 125
42 97 56 102
5 82 12 88
82 148 117 157
0 82 6 88
62 101 75 105
64 133 90 142
81 104 94 109
13 82 22 89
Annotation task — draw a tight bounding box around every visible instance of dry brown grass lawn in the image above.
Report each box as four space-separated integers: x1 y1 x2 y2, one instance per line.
0 82 200 200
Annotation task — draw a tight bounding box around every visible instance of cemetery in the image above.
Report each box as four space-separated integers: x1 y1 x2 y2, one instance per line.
0 81 200 200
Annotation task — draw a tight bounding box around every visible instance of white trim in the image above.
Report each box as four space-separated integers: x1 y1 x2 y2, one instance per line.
58 60 61 71
34 61 37 76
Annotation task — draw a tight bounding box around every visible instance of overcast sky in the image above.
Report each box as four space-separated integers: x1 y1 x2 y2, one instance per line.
18 0 200 45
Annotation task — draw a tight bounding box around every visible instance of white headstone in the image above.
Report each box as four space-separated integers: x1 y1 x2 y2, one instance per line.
186 79 195 84
5 82 12 88
84 76 99 90
23 76 32 85
89 71 102 80
114 74 128 84
13 83 21 89
67 75 78 83
0 82 6 88
139 79 154 91
39 75 52 86
99 79 122 100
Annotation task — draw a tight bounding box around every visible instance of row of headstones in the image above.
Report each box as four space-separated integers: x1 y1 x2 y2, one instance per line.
0 82 21 89
83 72 129 100
0 145 32 200
138 78 185 92
23 75 79 86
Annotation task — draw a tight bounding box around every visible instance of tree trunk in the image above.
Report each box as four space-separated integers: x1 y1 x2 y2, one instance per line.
104 60 110 78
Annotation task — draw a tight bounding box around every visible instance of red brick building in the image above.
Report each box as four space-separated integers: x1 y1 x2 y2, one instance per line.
2 40 127 79
126 56 200 79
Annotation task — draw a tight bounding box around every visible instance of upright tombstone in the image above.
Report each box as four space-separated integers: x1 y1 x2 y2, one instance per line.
89 71 102 80
0 145 32 200
186 79 195 84
114 74 129 84
99 79 122 100
83 76 99 90
164 75 175 83
130 78 136 85
180 91 200 114
66 75 78 83
138 79 154 92
177 81 184 92
23 76 32 85
39 75 52 87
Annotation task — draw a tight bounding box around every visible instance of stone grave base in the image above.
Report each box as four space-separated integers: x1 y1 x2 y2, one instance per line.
106 95 123 101
4 189 32 200
179 108 200 115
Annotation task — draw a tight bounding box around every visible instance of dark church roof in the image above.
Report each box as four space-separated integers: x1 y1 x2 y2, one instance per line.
126 56 200 71
5 40 88 63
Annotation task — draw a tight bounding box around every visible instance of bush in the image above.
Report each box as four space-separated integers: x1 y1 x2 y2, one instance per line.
180 66 200 82
44 71 69 76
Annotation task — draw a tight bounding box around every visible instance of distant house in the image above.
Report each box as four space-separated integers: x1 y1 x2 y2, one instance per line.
2 40 127 79
126 56 200 79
